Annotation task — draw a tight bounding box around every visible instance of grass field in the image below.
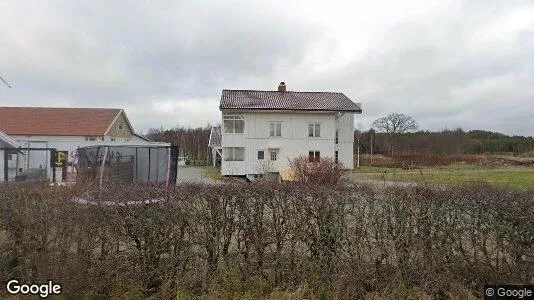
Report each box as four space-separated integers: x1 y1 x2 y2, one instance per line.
196 165 222 180
354 164 534 189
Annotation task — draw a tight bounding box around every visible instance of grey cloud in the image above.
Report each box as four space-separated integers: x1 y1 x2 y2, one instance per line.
1 0 533 136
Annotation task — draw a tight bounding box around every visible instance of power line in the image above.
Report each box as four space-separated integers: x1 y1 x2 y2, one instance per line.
0 75 12 88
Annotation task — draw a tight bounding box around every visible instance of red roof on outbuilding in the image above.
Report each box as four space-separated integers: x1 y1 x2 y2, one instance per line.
0 107 122 136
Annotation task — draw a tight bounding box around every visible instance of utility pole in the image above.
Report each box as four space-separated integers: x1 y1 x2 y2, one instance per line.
356 130 360 168
370 133 373 167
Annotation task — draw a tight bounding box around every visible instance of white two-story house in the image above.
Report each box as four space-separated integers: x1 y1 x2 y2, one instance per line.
209 82 362 181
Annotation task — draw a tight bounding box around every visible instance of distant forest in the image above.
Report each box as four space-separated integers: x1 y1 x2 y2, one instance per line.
145 126 213 165
143 126 534 165
355 129 534 156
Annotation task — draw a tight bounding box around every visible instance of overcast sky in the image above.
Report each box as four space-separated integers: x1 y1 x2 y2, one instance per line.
1 0 533 136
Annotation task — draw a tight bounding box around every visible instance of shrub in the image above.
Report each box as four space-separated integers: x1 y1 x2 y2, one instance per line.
288 155 345 185
0 182 532 298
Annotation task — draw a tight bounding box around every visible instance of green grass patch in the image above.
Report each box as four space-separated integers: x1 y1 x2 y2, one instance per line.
196 165 222 180
354 166 534 189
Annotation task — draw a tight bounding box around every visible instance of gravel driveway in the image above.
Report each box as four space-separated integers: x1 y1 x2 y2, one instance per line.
176 167 219 185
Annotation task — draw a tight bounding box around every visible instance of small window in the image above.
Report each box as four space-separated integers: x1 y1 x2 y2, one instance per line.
8 154 16 161
335 130 339 144
110 138 116 141
308 151 320 162
335 151 339 163
223 115 245 133
269 122 282 137
258 150 264 160
270 152 277 161
308 123 321 137
85 137 97 141
118 122 124 132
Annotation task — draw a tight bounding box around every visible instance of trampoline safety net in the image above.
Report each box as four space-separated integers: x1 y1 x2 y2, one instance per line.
75 145 178 187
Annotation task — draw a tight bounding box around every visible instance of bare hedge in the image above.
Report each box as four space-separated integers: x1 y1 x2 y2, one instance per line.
0 182 533 298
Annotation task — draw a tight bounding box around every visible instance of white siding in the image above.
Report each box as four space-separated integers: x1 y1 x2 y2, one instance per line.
220 111 354 176
335 113 355 168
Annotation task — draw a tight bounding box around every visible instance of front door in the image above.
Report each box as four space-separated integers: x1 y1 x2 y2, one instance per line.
269 150 279 172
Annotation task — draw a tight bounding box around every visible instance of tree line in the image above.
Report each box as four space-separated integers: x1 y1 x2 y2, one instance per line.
354 113 534 156
355 128 534 156
144 125 213 165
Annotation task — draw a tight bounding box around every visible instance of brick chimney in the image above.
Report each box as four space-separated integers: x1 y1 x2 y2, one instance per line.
278 82 286 92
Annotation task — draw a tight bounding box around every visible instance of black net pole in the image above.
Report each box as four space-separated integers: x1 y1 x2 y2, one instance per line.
3 150 8 182
51 149 56 184
169 146 178 184
148 147 151 182
156 148 159 182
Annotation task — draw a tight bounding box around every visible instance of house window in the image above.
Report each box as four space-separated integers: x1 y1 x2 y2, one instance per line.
8 154 16 161
270 152 277 161
223 115 245 133
308 123 321 137
335 151 339 163
118 122 124 132
335 130 339 144
308 151 320 162
269 122 282 137
110 138 116 141
258 150 264 160
85 137 97 141
224 147 245 161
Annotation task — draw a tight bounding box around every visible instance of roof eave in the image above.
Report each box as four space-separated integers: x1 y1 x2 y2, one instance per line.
0 130 21 149
220 107 362 113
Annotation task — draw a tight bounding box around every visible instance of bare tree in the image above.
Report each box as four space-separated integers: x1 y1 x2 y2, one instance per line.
372 113 418 155
372 113 418 134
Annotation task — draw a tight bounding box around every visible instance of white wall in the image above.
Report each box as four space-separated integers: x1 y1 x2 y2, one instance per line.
220 111 355 176
335 113 355 168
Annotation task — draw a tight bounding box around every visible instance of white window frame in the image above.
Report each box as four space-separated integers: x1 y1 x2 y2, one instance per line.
223 114 245 134
258 150 264 160
118 122 124 132
308 123 321 138
270 151 277 161
269 122 282 137
224 147 245 161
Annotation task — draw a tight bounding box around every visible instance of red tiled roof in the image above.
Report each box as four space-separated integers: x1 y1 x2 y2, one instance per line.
0 107 122 136
220 90 362 113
